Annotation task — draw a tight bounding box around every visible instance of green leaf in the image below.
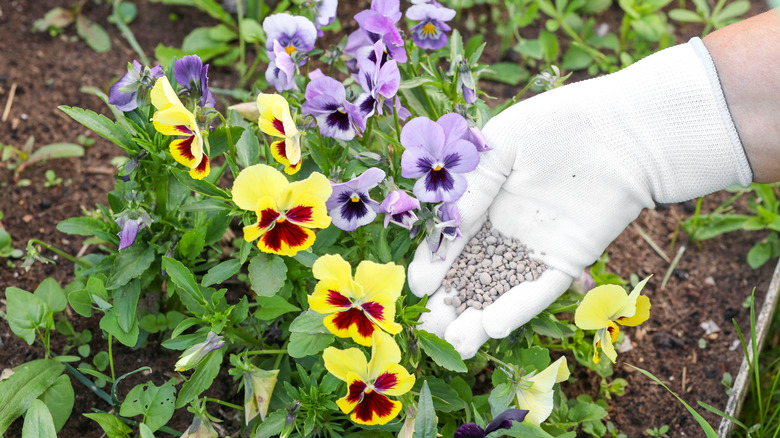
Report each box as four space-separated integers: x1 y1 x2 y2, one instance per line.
569 401 607 422
68 288 92 317
83 413 132 438
248 253 288 297
57 217 108 236
287 332 335 358
34 278 66 313
113 280 142 333
38 375 74 432
240 18 265 43
539 30 559 62
481 62 529 85
236 128 260 168
747 242 772 268
488 422 554 437
256 295 301 321
668 8 704 22
293 250 318 268
0 359 64 434
715 0 750 21
176 351 223 408
414 381 437 438
107 244 155 289
76 15 111 53
204 211 231 246
162 257 206 306
139 423 155 438
255 409 286 438
170 167 230 199
22 399 56 438
6 287 52 344
119 381 176 432
562 44 593 70
289 310 330 334
202 259 242 286
628 365 718 437
23 143 84 168
179 226 207 260
100 310 140 347
398 77 438 90
420 378 466 413
32 7 74 32
416 330 467 372
192 0 235 24
58 106 133 152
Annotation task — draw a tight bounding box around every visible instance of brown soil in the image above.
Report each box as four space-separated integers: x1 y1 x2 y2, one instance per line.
0 0 773 437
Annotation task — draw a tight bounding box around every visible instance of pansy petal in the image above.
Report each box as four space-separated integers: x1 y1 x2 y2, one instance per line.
367 331 402 380
484 409 528 434
574 285 628 330
331 202 377 231
232 164 289 211
615 275 651 319
257 219 315 256
441 140 479 173
323 347 368 382
243 221 265 242
374 363 415 396
151 76 184 110
400 117 446 158
600 327 619 363
351 391 402 426
313 253 354 283
153 106 197 136
618 295 651 327
413 170 467 203
515 387 554 426
355 260 405 303
337 372 368 415
436 113 469 147
528 356 569 392
309 280 356 314
257 94 290 137
169 137 199 168
325 308 377 346
188 154 210 180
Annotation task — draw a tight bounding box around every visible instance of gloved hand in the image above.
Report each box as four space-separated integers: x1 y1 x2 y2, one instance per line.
407 37 753 359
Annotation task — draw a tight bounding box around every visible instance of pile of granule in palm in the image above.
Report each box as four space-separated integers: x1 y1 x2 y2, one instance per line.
442 221 547 315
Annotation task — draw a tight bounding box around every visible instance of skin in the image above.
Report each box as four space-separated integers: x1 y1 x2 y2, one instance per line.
703 8 780 183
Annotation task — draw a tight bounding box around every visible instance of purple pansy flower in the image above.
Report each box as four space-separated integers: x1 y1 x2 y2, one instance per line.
400 114 479 203
314 0 338 36
262 13 317 54
344 0 407 66
265 40 298 92
454 409 529 438
174 55 216 108
354 41 401 120
115 209 152 251
379 190 420 230
326 168 386 231
426 203 462 260
108 60 164 112
406 3 456 50
302 76 364 141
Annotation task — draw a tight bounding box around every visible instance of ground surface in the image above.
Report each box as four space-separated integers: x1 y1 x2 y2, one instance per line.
0 0 775 437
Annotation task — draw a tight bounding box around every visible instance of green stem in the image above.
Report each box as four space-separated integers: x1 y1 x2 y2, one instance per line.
108 334 116 382
241 44 264 88
364 117 375 145
29 239 92 268
478 351 516 373
229 326 264 347
205 397 245 411
112 0 149 65
236 0 246 79
245 349 288 355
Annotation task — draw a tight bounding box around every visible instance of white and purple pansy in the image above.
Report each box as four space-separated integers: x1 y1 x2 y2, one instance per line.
326 168 386 231
314 0 338 36
108 60 164 112
379 190 420 230
427 202 462 260
173 55 216 108
302 75 364 141
400 113 480 203
354 41 401 120
262 13 317 54
265 40 298 92
406 3 456 50
345 0 407 65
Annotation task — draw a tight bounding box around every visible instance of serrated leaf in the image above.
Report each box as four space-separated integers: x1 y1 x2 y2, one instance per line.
162 257 206 306
248 253 287 297
22 399 56 438
179 225 207 260
170 167 230 199
59 105 133 152
176 351 223 408
0 359 64 434
287 332 334 358
6 287 52 344
416 330 467 372
107 244 155 289
120 381 176 432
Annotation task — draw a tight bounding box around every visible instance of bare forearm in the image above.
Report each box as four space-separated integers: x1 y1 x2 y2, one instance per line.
703 8 780 183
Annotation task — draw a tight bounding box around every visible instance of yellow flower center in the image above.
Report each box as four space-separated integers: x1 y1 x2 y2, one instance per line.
276 217 287 223
422 23 437 36
350 195 361 203
285 45 296 55
432 165 443 171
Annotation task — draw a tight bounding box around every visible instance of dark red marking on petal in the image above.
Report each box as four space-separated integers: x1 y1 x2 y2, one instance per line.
346 379 367 404
261 219 309 252
176 136 196 161
286 205 313 224
175 125 194 135
274 140 288 160
361 301 384 321
258 209 281 229
193 155 209 173
272 118 285 135
327 290 352 308
373 372 399 393
353 390 396 423
332 307 376 338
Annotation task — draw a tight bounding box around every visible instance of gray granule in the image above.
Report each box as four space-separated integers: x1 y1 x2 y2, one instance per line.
443 221 547 315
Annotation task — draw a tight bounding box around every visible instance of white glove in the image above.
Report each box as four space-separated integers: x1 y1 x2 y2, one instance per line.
408 37 753 359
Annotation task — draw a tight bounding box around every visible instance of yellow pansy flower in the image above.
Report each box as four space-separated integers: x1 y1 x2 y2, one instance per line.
515 356 570 425
257 93 302 175
323 331 415 426
574 276 652 364
231 164 331 256
308 254 404 346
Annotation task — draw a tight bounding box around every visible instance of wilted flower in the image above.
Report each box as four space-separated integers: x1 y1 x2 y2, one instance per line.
302 75 365 140
232 164 332 256
308 254 403 346
400 114 479 203
114 209 152 251
244 368 279 424
108 60 164 112
454 409 529 438
406 3 456 50
262 13 317 54
323 331 415 425
426 203 461 260
174 332 224 372
314 0 338 36
151 76 209 179
256 93 302 174
174 55 215 108
575 276 652 363
379 190 420 230
514 357 570 425
326 168 385 231
570 269 596 294
180 414 218 438
355 41 401 120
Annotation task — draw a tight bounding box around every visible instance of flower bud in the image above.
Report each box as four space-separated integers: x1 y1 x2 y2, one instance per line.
174 332 224 372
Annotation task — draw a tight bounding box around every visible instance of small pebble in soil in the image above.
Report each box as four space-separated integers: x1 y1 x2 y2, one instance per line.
443 221 547 315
